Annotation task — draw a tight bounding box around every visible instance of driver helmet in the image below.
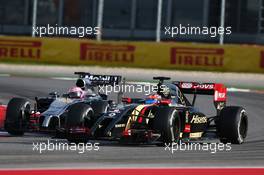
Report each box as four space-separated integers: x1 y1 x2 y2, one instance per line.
68 87 85 98
159 85 171 98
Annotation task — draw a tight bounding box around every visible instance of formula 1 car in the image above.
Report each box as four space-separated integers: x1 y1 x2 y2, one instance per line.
4 72 121 136
64 77 248 145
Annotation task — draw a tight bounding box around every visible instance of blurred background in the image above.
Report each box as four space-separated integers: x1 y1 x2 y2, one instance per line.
0 0 263 44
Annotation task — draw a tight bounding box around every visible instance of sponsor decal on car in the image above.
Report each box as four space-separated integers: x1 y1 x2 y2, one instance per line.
190 115 207 124
115 124 126 128
181 83 193 89
180 82 215 90
217 92 226 98
194 84 214 89
80 43 135 63
0 39 41 59
214 91 226 101
170 47 224 67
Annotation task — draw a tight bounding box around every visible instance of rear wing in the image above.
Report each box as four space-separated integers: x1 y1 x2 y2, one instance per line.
173 81 227 102
74 72 122 86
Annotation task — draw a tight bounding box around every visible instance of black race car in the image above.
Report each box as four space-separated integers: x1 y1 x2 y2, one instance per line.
64 77 248 145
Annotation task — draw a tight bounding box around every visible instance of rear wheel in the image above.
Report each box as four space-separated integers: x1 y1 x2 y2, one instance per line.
153 107 181 146
65 103 93 144
4 98 31 136
218 106 248 144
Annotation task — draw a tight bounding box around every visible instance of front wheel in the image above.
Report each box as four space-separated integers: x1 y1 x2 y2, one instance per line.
65 103 94 144
153 107 181 146
4 98 31 136
218 106 248 144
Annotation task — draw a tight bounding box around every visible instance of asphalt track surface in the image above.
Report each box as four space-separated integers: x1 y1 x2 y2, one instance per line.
0 76 264 168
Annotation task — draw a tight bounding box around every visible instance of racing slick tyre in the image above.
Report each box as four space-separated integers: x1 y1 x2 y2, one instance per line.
153 107 181 146
65 103 94 144
218 106 248 144
90 100 109 118
4 98 31 136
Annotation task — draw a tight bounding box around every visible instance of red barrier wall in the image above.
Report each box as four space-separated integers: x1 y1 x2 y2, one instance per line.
0 168 264 175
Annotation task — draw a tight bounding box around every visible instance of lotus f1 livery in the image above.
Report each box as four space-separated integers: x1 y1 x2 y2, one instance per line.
64 77 248 145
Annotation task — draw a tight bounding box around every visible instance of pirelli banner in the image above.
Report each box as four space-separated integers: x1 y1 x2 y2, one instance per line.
0 36 264 73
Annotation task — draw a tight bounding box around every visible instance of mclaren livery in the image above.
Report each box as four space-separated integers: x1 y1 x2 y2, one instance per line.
65 77 248 145
4 72 121 136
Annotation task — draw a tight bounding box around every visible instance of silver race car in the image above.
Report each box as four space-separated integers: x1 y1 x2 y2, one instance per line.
4 72 121 136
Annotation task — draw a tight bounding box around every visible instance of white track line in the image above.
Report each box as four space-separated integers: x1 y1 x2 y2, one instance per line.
227 87 251 93
51 77 77 81
0 74 10 77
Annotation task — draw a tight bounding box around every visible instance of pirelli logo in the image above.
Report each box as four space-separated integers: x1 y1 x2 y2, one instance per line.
171 47 224 67
80 43 135 63
0 39 41 59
